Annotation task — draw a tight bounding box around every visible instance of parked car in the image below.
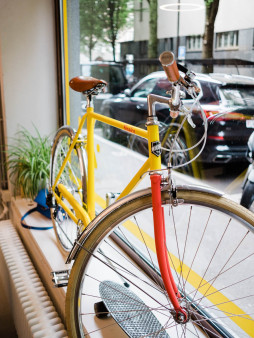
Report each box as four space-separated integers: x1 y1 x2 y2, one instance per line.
101 71 254 164
240 131 254 210
81 61 128 113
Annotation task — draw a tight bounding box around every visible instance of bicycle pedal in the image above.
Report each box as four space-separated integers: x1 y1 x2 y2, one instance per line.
106 192 120 207
51 269 71 287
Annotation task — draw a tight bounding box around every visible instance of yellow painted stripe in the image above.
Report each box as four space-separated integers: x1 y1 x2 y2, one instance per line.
63 0 70 125
95 193 107 209
123 219 254 336
225 168 247 194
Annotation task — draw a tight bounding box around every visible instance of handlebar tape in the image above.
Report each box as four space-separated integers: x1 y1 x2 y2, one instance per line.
159 51 180 83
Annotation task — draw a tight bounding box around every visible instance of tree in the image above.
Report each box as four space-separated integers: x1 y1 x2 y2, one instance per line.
80 0 131 61
202 0 220 73
79 0 106 60
147 0 158 58
102 0 131 61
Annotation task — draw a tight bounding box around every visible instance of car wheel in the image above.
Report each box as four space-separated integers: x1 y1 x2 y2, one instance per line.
128 121 149 156
240 180 254 211
162 132 193 176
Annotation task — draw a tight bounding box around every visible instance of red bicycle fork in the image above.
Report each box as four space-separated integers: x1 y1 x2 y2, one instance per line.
150 174 187 321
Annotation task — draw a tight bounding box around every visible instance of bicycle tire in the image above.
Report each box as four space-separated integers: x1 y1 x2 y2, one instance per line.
240 180 254 211
66 187 254 337
50 126 87 252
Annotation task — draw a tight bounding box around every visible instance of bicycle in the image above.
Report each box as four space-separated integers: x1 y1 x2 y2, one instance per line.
48 51 254 337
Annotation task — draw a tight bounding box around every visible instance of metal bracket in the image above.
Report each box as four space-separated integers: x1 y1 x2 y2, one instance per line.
75 138 86 149
169 182 184 207
51 269 71 288
106 192 120 207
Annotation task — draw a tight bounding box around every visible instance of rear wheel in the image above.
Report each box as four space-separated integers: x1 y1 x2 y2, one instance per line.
50 126 87 252
66 188 254 337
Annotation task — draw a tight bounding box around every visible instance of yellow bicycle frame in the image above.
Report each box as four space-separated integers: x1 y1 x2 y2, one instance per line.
52 103 162 231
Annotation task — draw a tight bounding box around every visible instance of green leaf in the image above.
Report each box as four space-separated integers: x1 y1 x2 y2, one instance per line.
7 126 51 199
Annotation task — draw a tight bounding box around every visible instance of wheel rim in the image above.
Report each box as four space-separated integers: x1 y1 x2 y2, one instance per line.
51 132 85 251
68 191 254 337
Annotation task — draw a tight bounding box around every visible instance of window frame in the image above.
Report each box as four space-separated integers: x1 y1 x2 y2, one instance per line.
186 35 203 52
216 30 239 50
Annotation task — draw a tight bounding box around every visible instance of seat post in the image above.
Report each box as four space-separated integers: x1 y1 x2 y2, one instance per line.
86 96 96 220
86 94 92 108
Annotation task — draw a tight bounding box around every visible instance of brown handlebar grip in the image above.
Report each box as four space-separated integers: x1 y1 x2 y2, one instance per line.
159 51 180 83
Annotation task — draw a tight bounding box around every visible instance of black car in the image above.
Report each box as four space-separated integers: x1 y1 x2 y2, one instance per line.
81 61 128 113
101 71 254 164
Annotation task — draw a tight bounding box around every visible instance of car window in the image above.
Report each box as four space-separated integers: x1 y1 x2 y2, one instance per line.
109 66 127 94
199 81 221 104
132 78 158 98
152 78 172 96
81 64 127 94
220 85 254 107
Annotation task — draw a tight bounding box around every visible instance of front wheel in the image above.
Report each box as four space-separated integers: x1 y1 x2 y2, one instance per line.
66 188 254 337
50 126 87 252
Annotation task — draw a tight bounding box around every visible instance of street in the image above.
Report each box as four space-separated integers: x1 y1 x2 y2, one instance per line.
94 132 248 205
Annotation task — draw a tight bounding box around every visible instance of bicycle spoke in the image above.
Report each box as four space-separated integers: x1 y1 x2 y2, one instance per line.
170 205 185 292
183 210 212 290
96 246 165 295
67 191 254 337
204 294 254 310
78 243 171 311
192 218 231 303
195 229 250 305
180 206 193 291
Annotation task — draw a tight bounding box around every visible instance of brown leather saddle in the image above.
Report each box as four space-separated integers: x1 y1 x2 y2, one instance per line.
69 76 107 95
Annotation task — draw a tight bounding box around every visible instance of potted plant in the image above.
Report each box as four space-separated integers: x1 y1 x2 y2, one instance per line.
7 126 51 200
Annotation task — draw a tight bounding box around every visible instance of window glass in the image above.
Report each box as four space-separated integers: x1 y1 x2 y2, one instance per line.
152 78 172 96
59 0 254 204
132 78 158 97
199 81 221 104
221 85 254 107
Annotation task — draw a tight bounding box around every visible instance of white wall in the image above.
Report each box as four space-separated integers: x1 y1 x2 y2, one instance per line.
0 0 58 142
134 0 254 41
158 0 205 38
215 0 254 32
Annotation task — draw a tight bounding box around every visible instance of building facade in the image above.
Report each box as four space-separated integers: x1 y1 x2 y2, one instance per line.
121 0 254 76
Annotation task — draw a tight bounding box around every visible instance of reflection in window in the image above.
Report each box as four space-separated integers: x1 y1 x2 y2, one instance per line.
199 81 221 105
220 86 254 107
132 78 158 98
152 78 171 96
